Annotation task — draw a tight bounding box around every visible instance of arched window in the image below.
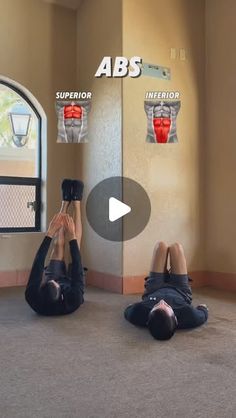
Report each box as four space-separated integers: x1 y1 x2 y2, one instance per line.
0 78 46 232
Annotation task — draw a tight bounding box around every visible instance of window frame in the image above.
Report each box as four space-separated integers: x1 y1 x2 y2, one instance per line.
0 80 42 233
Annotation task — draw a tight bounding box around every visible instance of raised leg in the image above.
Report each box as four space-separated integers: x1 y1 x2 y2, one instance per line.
60 201 70 214
49 201 69 261
169 243 187 274
150 241 169 273
72 200 82 248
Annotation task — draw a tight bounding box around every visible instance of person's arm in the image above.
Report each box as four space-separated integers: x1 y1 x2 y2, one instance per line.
69 239 84 296
175 304 208 329
26 236 52 292
124 302 151 327
25 213 65 293
64 215 84 300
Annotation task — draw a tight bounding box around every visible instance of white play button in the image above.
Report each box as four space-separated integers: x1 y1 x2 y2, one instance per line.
109 197 131 222
86 177 151 241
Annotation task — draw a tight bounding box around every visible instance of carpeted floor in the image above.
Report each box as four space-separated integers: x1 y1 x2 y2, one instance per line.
0 286 235 418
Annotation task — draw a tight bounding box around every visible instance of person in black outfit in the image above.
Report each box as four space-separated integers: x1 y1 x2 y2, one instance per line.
25 179 85 316
124 242 208 340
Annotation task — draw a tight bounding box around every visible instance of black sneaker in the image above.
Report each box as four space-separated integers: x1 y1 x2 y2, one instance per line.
61 179 72 201
71 180 84 201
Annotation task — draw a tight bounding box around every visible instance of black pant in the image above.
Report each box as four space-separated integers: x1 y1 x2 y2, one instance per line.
143 271 192 301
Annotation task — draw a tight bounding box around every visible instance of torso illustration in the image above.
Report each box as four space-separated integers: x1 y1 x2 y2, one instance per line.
144 100 181 144
56 100 91 143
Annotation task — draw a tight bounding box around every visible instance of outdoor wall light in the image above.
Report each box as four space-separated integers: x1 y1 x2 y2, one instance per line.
9 102 31 147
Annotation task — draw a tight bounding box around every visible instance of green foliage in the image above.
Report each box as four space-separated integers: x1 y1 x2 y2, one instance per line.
0 89 18 146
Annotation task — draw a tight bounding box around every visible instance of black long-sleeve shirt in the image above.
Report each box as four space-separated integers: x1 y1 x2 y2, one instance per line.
125 287 208 329
25 236 84 316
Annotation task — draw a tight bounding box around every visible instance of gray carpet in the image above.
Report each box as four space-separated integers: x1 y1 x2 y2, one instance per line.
0 286 235 418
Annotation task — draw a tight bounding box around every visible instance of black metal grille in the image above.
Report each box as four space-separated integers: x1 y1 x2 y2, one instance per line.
0 177 41 232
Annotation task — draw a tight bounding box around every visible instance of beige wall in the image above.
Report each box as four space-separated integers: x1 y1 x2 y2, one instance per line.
76 0 206 278
2 0 234 282
76 0 123 275
122 0 206 276
0 161 34 177
205 0 236 273
0 0 77 270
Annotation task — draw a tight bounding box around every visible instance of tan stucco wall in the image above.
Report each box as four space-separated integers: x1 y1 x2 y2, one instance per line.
0 161 34 177
2 0 233 282
122 0 206 276
0 0 77 270
76 0 123 275
205 0 236 273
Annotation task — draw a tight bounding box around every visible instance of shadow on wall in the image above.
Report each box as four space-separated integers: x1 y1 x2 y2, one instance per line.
164 0 206 270
47 4 78 221
178 0 206 270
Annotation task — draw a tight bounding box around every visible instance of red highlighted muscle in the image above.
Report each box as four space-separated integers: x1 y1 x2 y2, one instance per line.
153 118 171 143
64 105 82 119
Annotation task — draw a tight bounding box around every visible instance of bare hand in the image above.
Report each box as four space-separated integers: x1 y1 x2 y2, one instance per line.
198 304 209 311
47 213 65 238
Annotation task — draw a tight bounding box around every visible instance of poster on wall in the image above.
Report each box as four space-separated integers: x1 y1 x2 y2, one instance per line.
56 99 91 143
144 100 181 143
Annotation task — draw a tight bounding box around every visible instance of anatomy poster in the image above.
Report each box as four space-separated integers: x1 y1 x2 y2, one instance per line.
144 101 181 143
56 100 91 143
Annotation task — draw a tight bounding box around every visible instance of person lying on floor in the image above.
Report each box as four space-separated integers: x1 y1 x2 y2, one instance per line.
25 179 84 316
124 242 208 340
